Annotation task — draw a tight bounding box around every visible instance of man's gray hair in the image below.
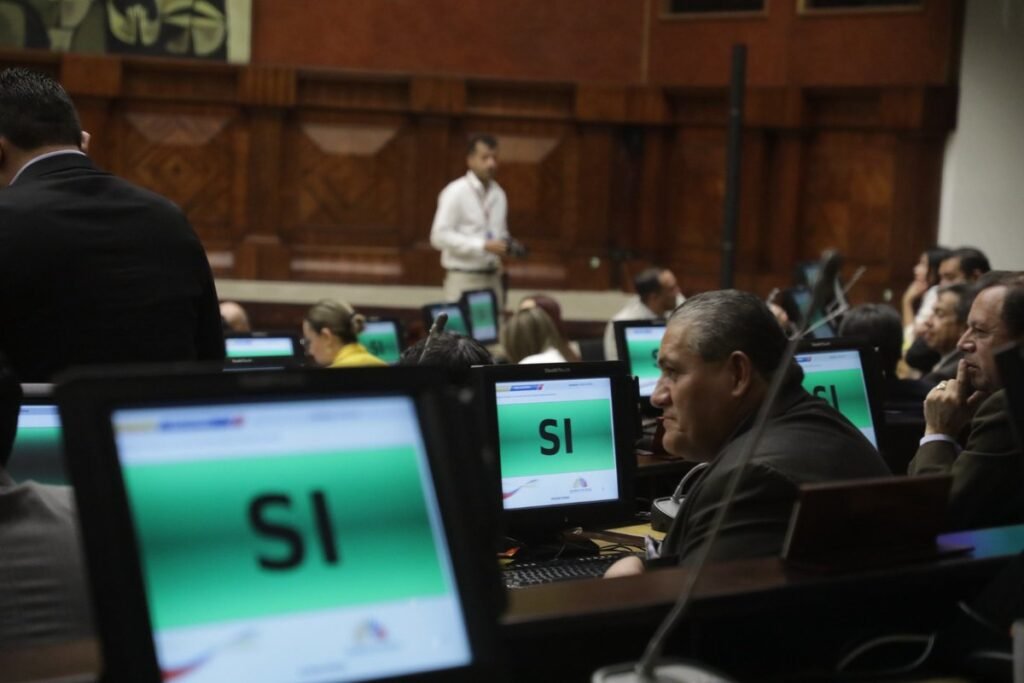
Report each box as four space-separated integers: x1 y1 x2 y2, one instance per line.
669 289 789 379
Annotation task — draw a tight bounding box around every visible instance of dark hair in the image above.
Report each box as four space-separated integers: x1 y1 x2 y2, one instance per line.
948 247 991 278
973 272 1024 339
304 299 365 345
838 304 902 378
467 134 497 156
634 267 665 302
0 354 22 468
399 332 493 384
669 289 788 380
937 283 971 326
925 246 953 285
0 68 82 150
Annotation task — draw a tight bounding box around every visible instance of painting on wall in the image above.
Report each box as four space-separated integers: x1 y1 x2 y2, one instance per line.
0 0 251 62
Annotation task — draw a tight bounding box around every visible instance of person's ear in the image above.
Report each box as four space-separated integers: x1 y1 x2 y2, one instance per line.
728 350 754 398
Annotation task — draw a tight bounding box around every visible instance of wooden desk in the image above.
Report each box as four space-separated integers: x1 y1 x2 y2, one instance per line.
503 525 1024 680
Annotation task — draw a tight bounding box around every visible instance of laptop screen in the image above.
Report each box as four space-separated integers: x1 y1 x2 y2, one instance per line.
425 304 469 336
462 290 498 344
9 402 66 485
357 320 402 364
225 337 296 360
622 325 665 398
494 377 619 511
109 395 471 682
796 348 878 448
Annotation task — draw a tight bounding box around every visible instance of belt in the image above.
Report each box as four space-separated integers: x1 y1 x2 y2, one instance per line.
448 267 498 275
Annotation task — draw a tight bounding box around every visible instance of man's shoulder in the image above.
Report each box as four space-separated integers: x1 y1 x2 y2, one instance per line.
611 297 653 321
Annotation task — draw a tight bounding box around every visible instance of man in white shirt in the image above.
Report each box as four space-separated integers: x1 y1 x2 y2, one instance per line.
603 267 683 360
430 134 511 305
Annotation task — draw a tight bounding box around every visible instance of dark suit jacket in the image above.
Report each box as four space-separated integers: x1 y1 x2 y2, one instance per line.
0 153 224 381
663 379 891 564
908 390 1024 530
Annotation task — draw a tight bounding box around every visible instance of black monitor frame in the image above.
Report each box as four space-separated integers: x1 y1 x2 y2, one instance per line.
56 364 502 683
796 336 886 450
474 361 636 542
612 319 666 415
458 288 500 345
421 302 471 337
223 330 304 369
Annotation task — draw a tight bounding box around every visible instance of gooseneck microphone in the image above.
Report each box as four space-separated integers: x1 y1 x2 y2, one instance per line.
418 312 448 363
594 250 843 683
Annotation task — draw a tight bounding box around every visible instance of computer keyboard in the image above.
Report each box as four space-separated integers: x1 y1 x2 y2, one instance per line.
502 553 634 589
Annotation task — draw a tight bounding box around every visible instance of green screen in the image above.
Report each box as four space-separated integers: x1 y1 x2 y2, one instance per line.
123 446 445 630
627 337 661 382
358 329 401 364
496 399 615 477
801 368 872 429
9 426 66 484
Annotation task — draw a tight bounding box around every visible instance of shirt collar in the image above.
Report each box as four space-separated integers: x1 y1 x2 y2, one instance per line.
9 149 87 186
465 170 489 195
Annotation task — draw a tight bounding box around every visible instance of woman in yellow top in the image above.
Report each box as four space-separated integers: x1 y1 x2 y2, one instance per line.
301 299 387 368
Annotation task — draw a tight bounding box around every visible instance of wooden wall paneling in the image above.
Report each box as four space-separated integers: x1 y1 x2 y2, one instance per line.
762 130 807 288
236 107 290 280
404 117 452 287
732 130 769 296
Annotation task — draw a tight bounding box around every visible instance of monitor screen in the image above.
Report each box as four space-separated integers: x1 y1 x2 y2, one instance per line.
225 337 296 360
8 403 66 485
462 290 498 345
494 377 619 511
426 304 469 336
357 320 402 364
622 325 665 398
109 395 471 682
795 348 878 448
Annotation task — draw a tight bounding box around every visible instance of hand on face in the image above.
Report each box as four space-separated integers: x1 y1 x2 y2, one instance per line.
923 359 987 437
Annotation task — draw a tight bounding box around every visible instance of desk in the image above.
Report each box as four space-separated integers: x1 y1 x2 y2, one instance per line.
502 525 1024 681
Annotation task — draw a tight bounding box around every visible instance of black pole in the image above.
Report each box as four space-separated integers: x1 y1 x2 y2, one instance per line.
720 44 747 290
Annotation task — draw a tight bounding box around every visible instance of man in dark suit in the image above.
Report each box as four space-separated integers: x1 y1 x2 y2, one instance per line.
0 68 224 381
909 272 1024 530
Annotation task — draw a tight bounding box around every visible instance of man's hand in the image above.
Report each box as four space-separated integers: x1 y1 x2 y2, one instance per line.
484 239 508 256
603 555 645 579
924 359 987 437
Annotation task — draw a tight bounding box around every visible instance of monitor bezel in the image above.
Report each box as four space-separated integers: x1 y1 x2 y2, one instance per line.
612 319 666 415
457 289 500 345
56 365 501 682
795 336 886 450
474 361 636 537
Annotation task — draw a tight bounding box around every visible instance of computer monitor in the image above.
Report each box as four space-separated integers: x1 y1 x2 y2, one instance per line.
475 362 635 547
612 320 666 405
57 366 499 682
784 288 835 339
459 289 500 345
7 384 66 485
422 303 469 336
795 338 884 449
357 317 404 364
224 332 303 369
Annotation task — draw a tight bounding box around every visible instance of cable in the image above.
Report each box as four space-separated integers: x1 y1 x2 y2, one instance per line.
835 633 935 676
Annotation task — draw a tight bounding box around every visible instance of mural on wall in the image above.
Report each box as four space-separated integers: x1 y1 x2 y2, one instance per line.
0 0 251 61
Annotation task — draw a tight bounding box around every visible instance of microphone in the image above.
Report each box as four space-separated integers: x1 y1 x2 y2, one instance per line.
797 250 844 340
650 463 710 533
594 250 843 683
418 312 448 363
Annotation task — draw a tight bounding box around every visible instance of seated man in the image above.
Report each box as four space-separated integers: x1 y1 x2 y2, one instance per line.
399 331 493 385
609 291 889 576
603 267 682 361
908 273 1024 530
0 356 92 644
920 283 969 385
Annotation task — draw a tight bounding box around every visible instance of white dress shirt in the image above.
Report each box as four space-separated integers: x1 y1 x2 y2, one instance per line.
430 171 508 271
519 347 568 364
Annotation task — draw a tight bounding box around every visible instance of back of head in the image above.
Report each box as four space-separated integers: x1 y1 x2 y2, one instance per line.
502 306 564 363
952 247 991 279
520 294 567 338
926 246 953 283
0 68 82 150
975 271 1024 341
399 332 494 384
0 354 22 469
466 133 497 155
670 289 789 381
838 304 902 378
304 299 365 344
633 267 664 303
